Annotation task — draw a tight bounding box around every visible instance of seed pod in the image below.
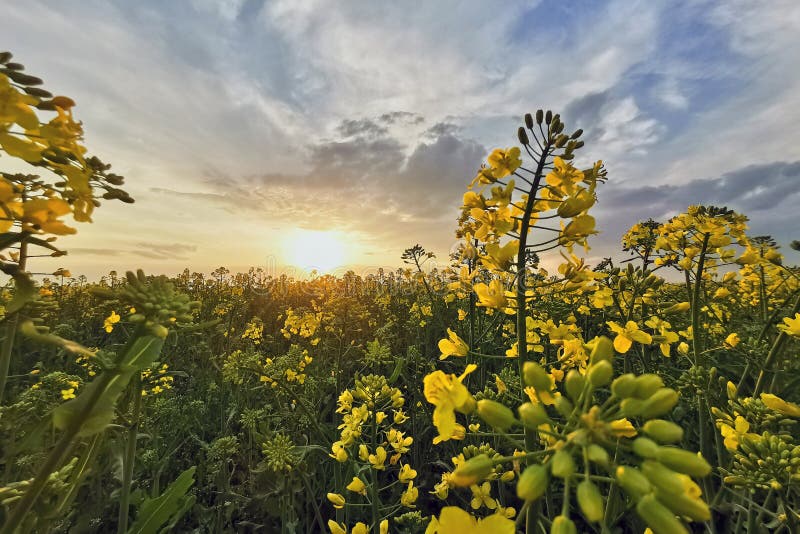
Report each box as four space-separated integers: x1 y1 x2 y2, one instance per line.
477 399 516 431
517 464 549 501
551 449 575 478
577 480 604 522
634 374 665 399
519 402 549 428
612 374 637 398
550 515 577 534
525 113 534 129
518 127 530 145
636 494 688 534
643 420 684 444
655 488 711 522
640 388 679 418
452 454 494 487
655 448 711 477
588 360 613 387
586 444 609 466
616 466 651 497
589 336 614 364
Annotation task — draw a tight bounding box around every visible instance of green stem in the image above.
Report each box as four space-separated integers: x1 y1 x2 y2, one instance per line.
117 373 143 534
691 234 710 366
753 293 800 396
0 237 28 403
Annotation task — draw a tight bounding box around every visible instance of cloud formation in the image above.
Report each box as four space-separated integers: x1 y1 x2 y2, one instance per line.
2 0 799 277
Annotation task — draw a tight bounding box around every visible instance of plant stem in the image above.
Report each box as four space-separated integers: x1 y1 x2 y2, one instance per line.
117 373 143 533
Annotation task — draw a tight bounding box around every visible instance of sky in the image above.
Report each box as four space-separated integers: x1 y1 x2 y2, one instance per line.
3 0 800 279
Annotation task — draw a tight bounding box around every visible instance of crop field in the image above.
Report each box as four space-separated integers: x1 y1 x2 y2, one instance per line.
1 9 800 534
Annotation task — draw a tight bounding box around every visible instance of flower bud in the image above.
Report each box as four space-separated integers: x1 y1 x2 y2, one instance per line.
525 113 534 129
589 336 614 364
523 361 551 390
642 419 684 444
477 399 517 431
565 370 585 401
639 388 679 418
636 494 688 534
633 437 659 459
615 466 651 497
588 360 613 387
611 374 637 398
518 127 530 145
655 448 711 477
518 402 549 428
621 398 644 417
545 110 552 124
517 464 549 502
452 454 494 487
550 515 577 534
633 375 665 399
586 444 609 466
551 449 575 478
555 396 574 418
655 488 711 522
536 110 544 124
577 480 604 522
640 460 685 495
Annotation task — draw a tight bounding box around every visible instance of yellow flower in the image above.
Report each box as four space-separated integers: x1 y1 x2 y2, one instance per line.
399 463 417 483
760 393 800 417
609 418 637 438
327 521 347 534
606 321 652 353
777 313 800 338
724 333 740 348
326 493 346 509
400 481 419 507
486 147 522 179
473 279 509 310
380 520 388 534
103 311 121 333
329 441 348 462
423 365 477 442
60 388 76 400
368 446 387 470
346 477 367 496
438 328 469 360
469 482 497 510
720 416 750 450
425 506 515 534
351 524 368 534
481 241 519 272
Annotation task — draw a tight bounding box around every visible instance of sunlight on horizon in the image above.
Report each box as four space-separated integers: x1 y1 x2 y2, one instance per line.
281 228 351 273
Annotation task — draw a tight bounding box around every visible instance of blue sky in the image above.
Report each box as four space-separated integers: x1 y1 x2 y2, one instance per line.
4 0 799 277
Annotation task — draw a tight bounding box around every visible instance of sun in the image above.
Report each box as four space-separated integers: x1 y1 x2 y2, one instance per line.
282 229 349 273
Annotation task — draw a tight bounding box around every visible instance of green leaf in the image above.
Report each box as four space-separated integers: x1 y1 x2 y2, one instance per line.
53 334 164 437
127 466 196 534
